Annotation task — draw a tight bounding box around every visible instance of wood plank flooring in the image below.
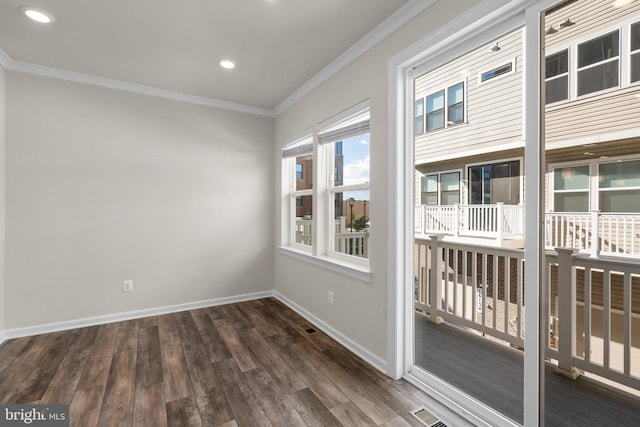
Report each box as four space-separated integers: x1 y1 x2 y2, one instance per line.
0 298 472 427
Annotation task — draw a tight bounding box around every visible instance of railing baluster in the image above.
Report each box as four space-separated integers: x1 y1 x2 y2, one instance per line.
462 250 468 320
517 257 522 340
493 255 498 331
504 255 510 335
584 267 592 363
603 269 611 369
623 272 631 376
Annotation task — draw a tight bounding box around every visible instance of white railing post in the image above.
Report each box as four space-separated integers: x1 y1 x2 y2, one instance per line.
591 210 600 258
428 234 444 324
554 247 581 380
496 202 504 244
454 204 460 237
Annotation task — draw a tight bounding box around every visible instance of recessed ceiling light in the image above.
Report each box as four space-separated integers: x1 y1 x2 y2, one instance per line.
219 59 236 70
19 6 54 24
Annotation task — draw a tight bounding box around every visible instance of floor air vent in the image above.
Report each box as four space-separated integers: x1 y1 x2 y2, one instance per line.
411 407 447 427
299 323 317 334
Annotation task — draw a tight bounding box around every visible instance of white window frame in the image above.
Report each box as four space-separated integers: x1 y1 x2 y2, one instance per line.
417 80 466 134
549 154 640 213
598 158 640 213
478 58 516 85
415 97 425 135
549 163 592 213
545 48 569 105
629 20 640 85
420 169 463 206
281 132 314 252
575 28 621 98
320 100 371 267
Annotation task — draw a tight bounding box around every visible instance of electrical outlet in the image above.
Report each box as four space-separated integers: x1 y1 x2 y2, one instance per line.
123 279 134 293
328 290 334 304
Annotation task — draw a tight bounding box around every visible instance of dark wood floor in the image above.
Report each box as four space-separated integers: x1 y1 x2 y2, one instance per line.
0 298 472 427
415 313 640 426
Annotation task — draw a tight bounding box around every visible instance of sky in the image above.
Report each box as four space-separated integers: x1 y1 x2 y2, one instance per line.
341 133 370 201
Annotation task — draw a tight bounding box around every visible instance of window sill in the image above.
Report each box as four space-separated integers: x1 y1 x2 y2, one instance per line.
278 246 372 283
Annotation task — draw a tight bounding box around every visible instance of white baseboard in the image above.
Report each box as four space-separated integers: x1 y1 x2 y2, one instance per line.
273 291 388 375
1 290 275 341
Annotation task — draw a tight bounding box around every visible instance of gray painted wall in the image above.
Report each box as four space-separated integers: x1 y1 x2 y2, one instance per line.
274 0 483 366
4 72 274 329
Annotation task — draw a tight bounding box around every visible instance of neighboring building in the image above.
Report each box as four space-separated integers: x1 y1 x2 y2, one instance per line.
414 0 640 257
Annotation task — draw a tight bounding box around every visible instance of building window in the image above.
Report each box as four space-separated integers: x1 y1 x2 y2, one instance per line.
469 160 520 205
420 82 465 133
282 134 313 248
553 165 589 212
421 172 460 205
545 49 569 104
319 101 370 260
577 30 619 96
480 62 513 82
631 22 640 83
599 159 640 213
426 90 445 132
415 98 425 135
447 83 464 125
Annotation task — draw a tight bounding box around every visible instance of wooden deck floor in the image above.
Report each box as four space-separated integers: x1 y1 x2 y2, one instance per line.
0 298 474 427
415 313 640 426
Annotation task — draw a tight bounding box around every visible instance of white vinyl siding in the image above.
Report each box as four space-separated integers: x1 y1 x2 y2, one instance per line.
414 28 523 165
544 0 640 146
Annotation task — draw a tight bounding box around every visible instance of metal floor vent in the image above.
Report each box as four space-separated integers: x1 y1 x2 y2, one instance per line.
411 407 447 427
299 323 317 334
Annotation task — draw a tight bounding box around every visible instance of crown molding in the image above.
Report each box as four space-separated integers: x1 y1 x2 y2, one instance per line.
1 52 273 117
272 0 436 116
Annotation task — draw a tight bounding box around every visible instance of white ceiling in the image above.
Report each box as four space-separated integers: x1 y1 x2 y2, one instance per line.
0 0 415 113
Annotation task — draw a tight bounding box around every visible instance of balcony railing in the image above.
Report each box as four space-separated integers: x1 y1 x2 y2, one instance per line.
545 211 640 258
415 235 640 391
295 217 369 258
414 203 524 244
415 204 640 258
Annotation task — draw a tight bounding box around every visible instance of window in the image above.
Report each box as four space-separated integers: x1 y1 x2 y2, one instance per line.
426 90 444 131
282 134 313 248
545 50 569 104
415 98 425 135
631 22 640 83
469 160 520 205
553 165 589 212
447 83 464 125
420 171 460 205
420 82 465 133
599 159 640 212
480 62 513 82
577 30 619 96
319 101 370 260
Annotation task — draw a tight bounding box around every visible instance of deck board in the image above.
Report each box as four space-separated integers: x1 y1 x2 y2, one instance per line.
415 312 640 425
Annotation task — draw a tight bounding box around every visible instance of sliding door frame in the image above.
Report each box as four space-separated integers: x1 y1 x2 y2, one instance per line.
387 1 562 425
